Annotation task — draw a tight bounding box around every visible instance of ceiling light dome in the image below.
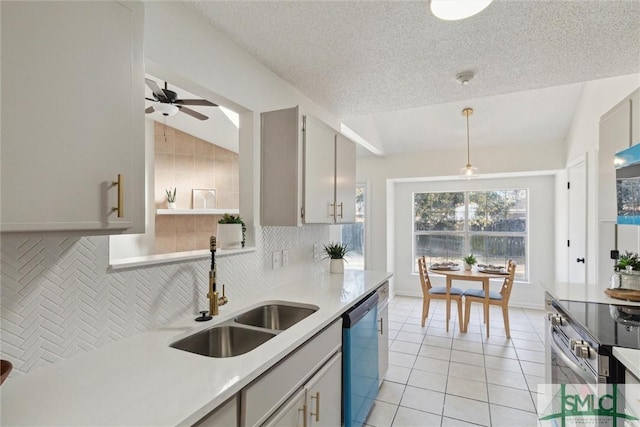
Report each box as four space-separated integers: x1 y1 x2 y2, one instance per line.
430 0 493 21
154 103 179 116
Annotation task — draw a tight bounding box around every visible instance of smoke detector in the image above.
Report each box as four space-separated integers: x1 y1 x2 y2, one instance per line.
456 71 475 86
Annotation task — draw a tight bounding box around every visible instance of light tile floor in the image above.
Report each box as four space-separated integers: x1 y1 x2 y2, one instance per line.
366 296 546 427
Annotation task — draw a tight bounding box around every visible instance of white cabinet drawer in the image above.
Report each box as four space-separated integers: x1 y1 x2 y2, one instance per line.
242 321 341 426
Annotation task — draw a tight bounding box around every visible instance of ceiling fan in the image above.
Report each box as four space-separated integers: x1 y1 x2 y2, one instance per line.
144 78 218 121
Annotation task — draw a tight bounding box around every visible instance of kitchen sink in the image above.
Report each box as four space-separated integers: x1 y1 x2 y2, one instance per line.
170 302 318 358
234 304 318 330
170 325 276 358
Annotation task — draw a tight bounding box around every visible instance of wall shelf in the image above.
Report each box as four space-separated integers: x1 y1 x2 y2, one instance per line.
156 208 239 216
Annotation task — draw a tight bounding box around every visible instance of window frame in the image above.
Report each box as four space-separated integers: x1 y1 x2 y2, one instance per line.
412 189 529 280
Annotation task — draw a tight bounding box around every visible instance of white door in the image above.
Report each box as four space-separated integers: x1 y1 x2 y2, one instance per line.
568 159 587 284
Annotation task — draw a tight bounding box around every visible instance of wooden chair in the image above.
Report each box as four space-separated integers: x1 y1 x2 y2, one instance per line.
463 260 516 338
417 256 464 332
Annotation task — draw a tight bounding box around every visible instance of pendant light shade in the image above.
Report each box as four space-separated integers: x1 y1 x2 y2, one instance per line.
460 107 479 179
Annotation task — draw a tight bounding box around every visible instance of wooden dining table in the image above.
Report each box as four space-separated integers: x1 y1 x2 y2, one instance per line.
428 268 509 335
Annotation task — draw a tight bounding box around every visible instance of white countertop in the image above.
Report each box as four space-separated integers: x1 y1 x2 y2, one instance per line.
1 270 392 426
541 281 640 307
613 347 640 380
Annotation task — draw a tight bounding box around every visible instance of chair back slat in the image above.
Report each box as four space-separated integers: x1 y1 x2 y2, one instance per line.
499 260 517 303
417 256 432 296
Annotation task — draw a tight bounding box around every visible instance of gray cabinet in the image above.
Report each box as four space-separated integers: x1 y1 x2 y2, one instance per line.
194 396 238 427
377 282 389 386
261 107 356 226
263 353 341 427
1 1 145 233
597 89 640 284
242 321 341 426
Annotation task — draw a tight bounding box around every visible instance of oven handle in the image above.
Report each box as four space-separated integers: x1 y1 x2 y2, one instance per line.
549 326 596 384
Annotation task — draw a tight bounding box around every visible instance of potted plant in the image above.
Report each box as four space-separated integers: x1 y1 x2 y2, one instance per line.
323 242 350 274
217 214 246 249
615 251 640 272
463 254 477 271
166 187 177 209
612 251 640 290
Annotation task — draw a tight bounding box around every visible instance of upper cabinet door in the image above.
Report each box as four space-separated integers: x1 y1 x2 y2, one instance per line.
304 115 336 224
598 89 640 221
1 1 145 233
261 106 304 226
335 133 356 224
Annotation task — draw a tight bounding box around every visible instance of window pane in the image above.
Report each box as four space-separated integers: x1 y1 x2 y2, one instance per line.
415 234 464 266
468 190 527 232
470 235 526 278
343 186 365 270
414 192 465 231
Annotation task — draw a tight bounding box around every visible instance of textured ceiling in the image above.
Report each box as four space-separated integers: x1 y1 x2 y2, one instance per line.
185 0 640 156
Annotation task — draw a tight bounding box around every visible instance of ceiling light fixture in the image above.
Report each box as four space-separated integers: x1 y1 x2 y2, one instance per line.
153 103 179 117
430 0 493 21
460 107 479 179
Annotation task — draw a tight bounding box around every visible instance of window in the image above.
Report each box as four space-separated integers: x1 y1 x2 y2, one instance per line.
342 185 365 270
414 190 528 279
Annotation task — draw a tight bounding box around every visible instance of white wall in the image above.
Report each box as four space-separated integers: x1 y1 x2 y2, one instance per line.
559 74 640 285
392 175 554 309
357 140 565 283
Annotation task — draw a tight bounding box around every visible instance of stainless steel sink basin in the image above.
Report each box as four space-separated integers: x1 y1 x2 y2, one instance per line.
234 304 317 330
170 325 276 358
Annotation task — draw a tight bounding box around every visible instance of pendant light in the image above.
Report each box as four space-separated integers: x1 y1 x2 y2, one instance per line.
460 107 479 179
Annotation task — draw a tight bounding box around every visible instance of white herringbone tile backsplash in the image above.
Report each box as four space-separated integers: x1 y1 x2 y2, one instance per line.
0 225 329 376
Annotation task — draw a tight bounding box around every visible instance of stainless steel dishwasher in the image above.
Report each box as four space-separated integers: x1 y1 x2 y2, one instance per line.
343 291 379 427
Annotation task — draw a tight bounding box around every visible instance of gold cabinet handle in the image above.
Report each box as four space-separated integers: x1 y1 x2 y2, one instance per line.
310 392 320 422
298 403 308 427
111 174 124 218
329 203 336 218
379 318 383 335
337 202 343 219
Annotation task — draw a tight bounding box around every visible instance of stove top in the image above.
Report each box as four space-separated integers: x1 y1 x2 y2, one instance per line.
558 299 640 349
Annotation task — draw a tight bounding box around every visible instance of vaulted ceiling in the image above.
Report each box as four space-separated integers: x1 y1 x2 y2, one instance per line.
185 0 640 157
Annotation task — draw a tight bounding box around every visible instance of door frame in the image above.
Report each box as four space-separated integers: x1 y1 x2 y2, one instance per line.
567 154 588 284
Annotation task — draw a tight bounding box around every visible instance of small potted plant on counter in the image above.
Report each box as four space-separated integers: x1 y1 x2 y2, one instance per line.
217 214 246 249
612 251 640 290
463 254 477 271
166 187 177 209
323 242 350 274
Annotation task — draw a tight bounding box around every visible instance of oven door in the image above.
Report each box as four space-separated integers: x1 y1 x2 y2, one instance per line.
549 326 597 386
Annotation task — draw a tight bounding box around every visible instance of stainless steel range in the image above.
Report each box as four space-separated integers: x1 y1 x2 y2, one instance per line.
545 292 639 386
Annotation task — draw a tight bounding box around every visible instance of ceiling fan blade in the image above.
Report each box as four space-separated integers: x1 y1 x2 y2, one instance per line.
145 97 158 102
174 99 218 107
145 106 155 114
177 106 208 121
145 78 167 102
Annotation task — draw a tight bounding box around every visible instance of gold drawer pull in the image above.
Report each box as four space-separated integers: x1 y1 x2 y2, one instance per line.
299 403 308 427
111 174 124 218
310 392 320 422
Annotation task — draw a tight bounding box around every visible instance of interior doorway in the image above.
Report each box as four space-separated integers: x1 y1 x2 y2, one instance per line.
568 157 587 284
